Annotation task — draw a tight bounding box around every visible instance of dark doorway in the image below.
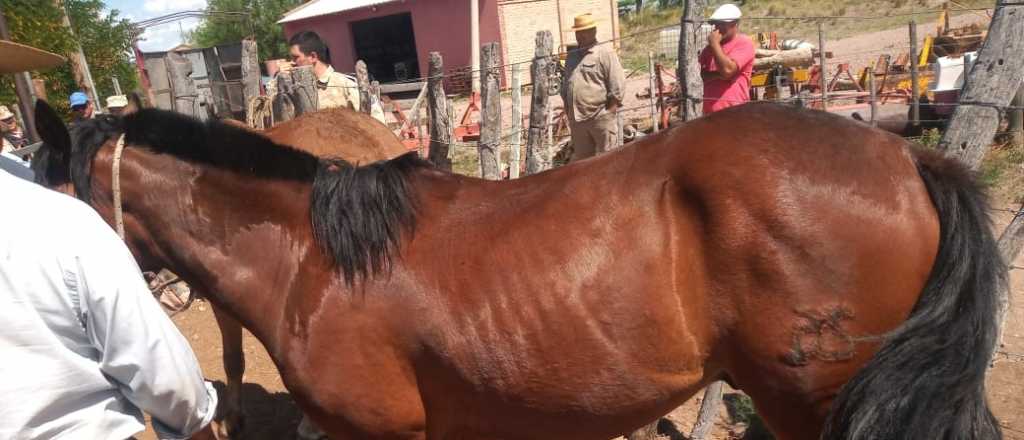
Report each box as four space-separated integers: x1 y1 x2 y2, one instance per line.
350 13 420 83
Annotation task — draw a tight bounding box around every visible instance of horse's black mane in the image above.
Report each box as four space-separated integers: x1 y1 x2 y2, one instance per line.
68 108 426 285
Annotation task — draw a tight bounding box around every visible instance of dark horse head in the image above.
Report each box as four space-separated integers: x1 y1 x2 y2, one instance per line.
32 97 426 284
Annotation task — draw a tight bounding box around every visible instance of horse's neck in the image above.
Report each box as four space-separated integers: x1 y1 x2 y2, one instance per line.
104 149 321 347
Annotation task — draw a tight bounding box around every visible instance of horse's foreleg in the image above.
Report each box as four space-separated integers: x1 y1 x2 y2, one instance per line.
211 303 246 438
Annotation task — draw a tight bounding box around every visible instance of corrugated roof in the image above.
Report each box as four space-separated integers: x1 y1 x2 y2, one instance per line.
278 0 400 24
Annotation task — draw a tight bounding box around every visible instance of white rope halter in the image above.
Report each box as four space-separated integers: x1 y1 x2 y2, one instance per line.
109 133 190 314
112 133 127 239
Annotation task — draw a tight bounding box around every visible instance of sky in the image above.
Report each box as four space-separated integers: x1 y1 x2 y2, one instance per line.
104 0 208 52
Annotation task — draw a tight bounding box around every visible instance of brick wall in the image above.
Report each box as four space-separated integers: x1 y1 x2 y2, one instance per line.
498 0 618 85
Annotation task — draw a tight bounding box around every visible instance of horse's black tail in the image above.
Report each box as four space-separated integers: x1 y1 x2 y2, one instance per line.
822 148 1004 440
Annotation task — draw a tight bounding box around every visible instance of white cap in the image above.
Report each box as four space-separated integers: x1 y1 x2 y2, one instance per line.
0 105 13 120
709 3 742 22
106 95 128 108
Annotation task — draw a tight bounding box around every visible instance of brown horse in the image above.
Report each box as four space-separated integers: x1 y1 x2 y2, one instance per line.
31 100 1002 440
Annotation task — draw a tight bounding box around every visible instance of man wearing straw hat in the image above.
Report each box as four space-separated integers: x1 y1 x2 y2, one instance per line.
562 12 626 162
0 39 218 439
0 104 27 154
106 94 129 116
699 3 755 114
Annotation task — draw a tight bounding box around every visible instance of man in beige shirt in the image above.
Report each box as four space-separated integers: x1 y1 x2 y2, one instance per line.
288 31 361 111
562 13 625 162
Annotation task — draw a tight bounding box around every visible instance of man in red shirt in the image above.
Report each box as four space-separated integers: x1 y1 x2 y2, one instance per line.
699 3 755 114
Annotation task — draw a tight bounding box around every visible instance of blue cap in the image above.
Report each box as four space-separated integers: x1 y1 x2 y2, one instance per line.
69 92 88 107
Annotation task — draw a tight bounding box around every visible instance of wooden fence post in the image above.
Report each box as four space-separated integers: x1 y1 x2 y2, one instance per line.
629 3 708 440
478 42 502 180
427 52 453 171
356 60 372 114
690 381 724 440
510 63 523 178
648 51 659 132
526 30 554 175
909 20 920 127
167 50 198 118
938 3 1024 167
241 39 261 123
676 0 706 121
869 70 877 127
1010 83 1023 147
289 65 318 116
774 72 784 102
935 2 1024 354
818 22 828 111
112 77 123 96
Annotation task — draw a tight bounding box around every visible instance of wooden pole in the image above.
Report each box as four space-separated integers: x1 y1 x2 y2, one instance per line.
427 52 453 171
691 381 724 440
997 204 1024 352
112 77 123 96
934 2 1024 356
370 80 381 116
526 30 554 175
648 51 658 132
0 3 38 142
355 60 372 114
938 3 1024 168
167 50 197 117
290 65 318 116
241 39 261 123
818 22 828 111
1009 83 1023 148
909 20 920 127
682 1 724 438
774 72 783 102
676 0 706 121
510 63 523 178
869 70 877 127
478 42 501 180
56 0 100 109
630 3 707 440
470 0 481 94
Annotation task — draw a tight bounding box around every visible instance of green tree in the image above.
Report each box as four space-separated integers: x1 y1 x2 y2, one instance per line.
0 0 138 117
189 0 304 64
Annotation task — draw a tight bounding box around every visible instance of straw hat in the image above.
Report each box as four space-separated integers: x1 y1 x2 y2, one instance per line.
106 95 128 108
0 40 64 74
571 13 598 32
0 105 13 121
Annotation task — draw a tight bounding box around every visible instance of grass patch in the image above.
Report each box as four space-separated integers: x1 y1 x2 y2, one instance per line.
451 147 482 177
723 393 776 440
980 141 1024 201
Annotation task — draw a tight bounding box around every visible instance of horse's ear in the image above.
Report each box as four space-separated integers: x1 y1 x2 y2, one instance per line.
122 92 144 115
34 99 71 154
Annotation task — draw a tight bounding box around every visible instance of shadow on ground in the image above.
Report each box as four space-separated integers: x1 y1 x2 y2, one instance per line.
211 380 303 439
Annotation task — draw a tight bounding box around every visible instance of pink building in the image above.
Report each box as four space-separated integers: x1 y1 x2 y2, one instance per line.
278 0 619 90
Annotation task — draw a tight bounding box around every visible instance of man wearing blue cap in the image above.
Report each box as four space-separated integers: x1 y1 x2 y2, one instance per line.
69 91 93 125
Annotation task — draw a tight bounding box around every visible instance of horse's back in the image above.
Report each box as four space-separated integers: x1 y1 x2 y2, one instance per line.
265 108 409 164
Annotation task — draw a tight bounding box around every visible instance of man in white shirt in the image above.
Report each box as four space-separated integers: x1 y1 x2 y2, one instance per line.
0 40 217 440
